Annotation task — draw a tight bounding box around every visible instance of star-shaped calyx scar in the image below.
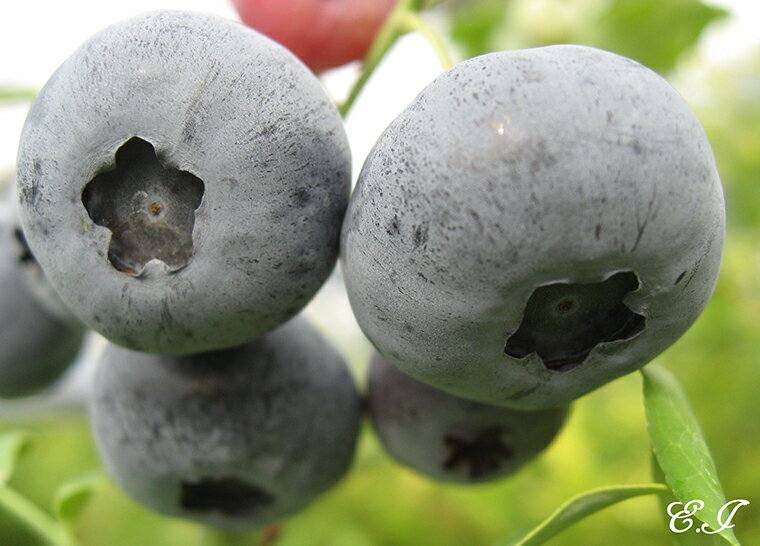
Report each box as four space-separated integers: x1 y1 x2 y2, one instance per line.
82 137 204 276
505 271 645 372
442 426 514 479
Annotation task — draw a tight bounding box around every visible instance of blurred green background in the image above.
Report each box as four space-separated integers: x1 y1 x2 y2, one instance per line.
0 0 758 544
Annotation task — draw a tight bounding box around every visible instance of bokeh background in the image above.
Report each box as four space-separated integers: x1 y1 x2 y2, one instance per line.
0 0 758 544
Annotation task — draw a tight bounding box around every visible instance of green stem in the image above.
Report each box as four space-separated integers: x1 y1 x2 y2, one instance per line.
0 88 36 104
0 486 69 546
339 0 411 117
198 527 259 546
510 483 670 546
339 0 454 117
399 12 455 70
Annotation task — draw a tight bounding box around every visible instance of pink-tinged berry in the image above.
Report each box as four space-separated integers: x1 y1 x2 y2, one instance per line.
232 0 398 72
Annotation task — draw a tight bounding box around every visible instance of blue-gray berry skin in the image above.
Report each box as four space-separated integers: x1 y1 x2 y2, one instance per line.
4 191 77 324
368 353 567 483
0 211 85 398
89 316 361 530
17 10 350 355
342 45 725 410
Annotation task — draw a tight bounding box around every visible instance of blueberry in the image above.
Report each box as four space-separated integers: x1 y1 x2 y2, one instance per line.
342 45 725 409
89 316 361 529
17 10 350 355
0 210 85 398
3 191 77 324
368 353 567 483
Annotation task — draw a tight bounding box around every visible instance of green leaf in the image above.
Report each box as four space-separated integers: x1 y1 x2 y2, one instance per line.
642 363 740 545
504 483 669 546
652 454 725 546
0 487 69 546
0 431 31 486
449 0 511 59
593 0 728 72
52 472 105 530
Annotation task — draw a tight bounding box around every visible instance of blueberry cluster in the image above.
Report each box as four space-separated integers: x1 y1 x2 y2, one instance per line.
9 10 724 531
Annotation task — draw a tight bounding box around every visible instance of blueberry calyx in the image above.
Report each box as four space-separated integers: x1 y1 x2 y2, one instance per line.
82 137 204 276
180 477 275 517
441 426 514 479
505 271 645 371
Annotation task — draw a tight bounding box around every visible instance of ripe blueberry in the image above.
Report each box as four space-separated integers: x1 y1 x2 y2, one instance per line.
0 210 84 398
89 316 361 529
368 353 567 483
17 10 350 355
342 45 725 409
4 194 76 324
